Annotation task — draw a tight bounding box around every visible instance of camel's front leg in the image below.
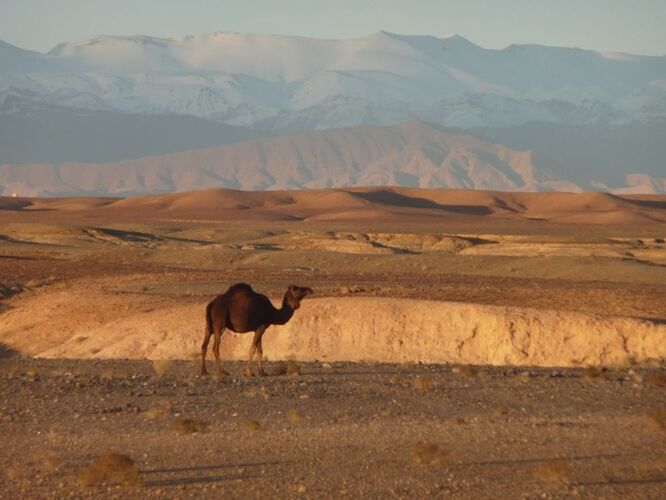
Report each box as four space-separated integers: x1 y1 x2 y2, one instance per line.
245 337 258 377
255 336 267 376
245 326 268 377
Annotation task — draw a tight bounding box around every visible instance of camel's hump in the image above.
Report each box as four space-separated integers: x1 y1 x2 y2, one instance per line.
227 283 254 294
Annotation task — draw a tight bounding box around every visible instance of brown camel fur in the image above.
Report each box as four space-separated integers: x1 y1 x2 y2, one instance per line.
201 283 313 376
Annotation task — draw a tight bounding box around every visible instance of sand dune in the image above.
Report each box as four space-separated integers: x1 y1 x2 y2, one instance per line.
3 186 665 226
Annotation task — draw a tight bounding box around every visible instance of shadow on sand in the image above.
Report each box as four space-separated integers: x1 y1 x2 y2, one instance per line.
0 342 20 359
351 189 493 215
140 461 281 488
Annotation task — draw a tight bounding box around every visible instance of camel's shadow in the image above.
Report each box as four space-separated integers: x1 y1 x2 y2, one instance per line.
140 461 280 488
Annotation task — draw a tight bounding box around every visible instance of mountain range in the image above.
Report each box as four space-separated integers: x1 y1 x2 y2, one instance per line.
2 31 665 129
4 120 664 197
1 31 665 195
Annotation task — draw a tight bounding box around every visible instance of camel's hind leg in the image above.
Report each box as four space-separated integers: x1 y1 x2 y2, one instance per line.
201 326 212 376
213 327 228 376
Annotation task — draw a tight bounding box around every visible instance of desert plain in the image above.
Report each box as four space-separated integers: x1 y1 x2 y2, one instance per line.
1 186 665 498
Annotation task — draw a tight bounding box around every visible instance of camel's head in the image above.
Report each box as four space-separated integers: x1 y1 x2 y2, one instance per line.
285 285 313 310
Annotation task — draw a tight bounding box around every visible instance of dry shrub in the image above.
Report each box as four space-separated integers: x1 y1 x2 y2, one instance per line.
536 460 572 484
243 419 261 431
452 366 478 378
76 452 141 487
244 386 270 400
647 409 666 431
287 409 303 424
633 457 666 479
412 376 433 390
271 360 301 376
287 361 301 376
144 400 173 420
409 442 448 465
99 366 132 380
6 365 21 377
400 361 416 372
152 359 172 378
32 452 61 472
270 362 288 376
582 367 610 380
168 418 208 435
646 374 666 388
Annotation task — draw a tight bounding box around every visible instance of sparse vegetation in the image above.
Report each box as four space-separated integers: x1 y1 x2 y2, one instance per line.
409 442 448 465
144 400 173 419
582 366 611 380
243 419 261 431
152 359 172 378
452 366 478 378
287 408 304 424
412 376 433 390
244 386 270 400
168 418 209 435
647 409 666 431
76 452 141 487
536 459 572 484
32 452 61 472
646 374 666 388
271 360 301 376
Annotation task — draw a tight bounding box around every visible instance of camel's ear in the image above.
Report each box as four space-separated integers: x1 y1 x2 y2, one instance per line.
288 285 297 294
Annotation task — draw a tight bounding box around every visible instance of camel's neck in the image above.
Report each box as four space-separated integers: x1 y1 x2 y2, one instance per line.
271 295 295 325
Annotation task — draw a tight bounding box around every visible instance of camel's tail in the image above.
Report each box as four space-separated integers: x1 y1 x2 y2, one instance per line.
205 301 213 335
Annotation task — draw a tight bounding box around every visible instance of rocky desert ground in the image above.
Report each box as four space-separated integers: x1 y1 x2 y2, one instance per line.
1 187 665 498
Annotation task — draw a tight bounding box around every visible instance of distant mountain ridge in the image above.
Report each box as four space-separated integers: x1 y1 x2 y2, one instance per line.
3 120 663 197
1 31 665 130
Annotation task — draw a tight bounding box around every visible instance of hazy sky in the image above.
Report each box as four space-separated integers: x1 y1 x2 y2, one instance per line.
2 0 665 55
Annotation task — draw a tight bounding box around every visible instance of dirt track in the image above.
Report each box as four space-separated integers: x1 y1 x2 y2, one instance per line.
0 358 665 499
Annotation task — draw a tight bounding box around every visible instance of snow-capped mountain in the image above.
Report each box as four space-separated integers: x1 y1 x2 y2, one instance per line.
2 31 665 130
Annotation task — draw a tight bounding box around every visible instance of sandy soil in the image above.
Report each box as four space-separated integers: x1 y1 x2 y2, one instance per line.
1 187 665 497
1 358 665 499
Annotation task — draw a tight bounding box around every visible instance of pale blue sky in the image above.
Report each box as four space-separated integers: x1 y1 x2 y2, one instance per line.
2 0 665 55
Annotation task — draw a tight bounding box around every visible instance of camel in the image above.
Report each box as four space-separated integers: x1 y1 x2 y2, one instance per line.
201 283 313 376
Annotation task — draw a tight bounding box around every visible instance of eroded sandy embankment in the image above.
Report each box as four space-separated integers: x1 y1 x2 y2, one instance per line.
2 291 663 367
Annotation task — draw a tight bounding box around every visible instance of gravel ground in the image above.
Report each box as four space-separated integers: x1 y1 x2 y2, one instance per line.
0 358 664 499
